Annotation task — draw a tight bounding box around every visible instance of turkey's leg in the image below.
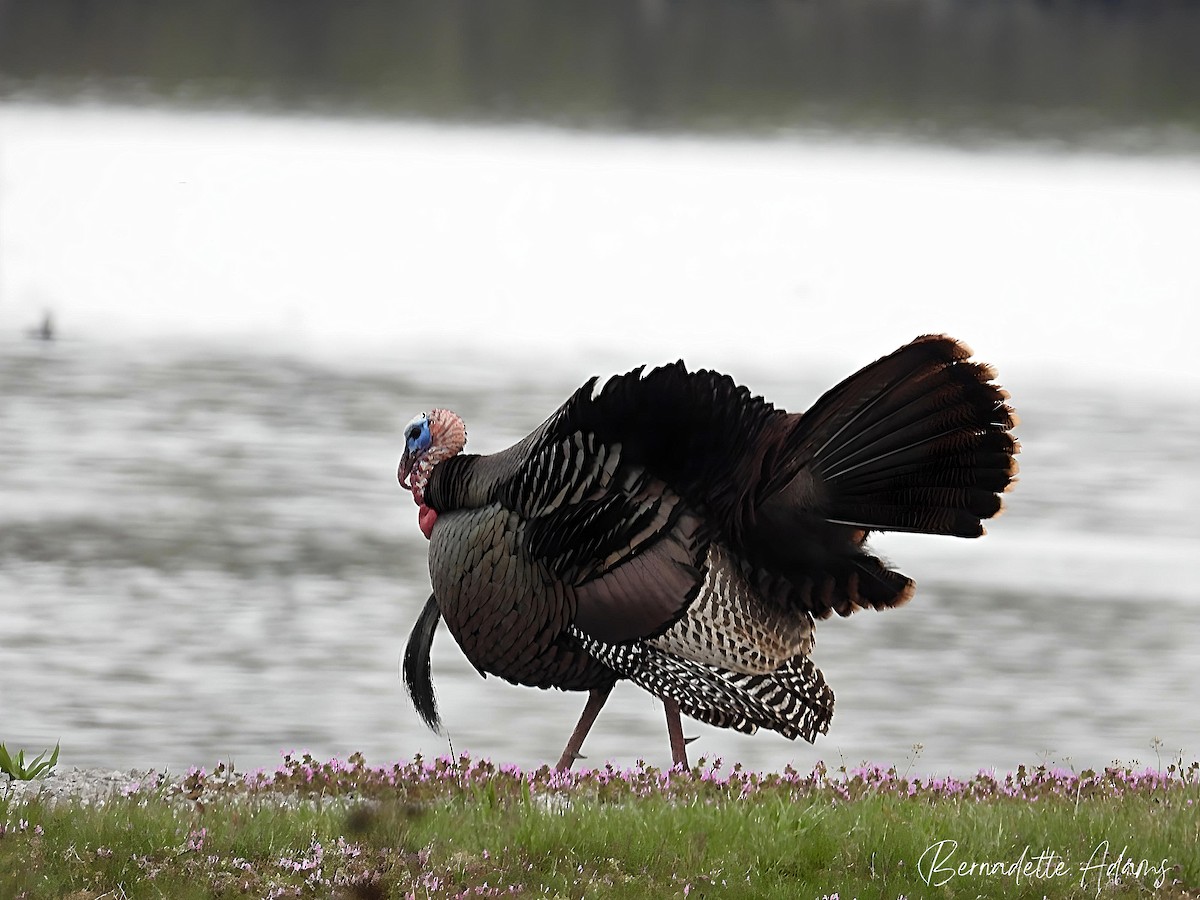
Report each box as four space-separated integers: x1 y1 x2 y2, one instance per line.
663 697 690 771
555 685 613 771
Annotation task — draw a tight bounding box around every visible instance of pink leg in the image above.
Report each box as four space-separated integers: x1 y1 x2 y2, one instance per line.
663 697 690 771
555 686 613 771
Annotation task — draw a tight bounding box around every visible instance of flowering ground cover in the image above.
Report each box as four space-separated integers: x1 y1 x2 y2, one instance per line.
2 752 1197 899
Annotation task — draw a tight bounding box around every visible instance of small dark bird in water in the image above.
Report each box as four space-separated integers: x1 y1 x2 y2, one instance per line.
397 335 1018 769
27 311 55 341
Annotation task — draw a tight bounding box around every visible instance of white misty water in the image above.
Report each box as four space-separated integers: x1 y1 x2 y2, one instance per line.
2 103 1199 385
1 103 1198 776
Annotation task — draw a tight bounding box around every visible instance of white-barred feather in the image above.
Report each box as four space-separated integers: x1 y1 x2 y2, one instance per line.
648 544 814 674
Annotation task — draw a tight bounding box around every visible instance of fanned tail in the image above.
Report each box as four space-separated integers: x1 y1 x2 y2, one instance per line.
750 334 1019 617
772 334 1019 536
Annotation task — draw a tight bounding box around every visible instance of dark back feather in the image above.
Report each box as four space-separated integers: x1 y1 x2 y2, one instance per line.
542 361 788 534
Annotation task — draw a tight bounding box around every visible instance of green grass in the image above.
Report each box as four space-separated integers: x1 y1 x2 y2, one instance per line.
2 754 1198 899
0 743 59 781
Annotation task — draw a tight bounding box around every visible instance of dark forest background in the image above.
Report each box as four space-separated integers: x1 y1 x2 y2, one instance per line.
2 0 1200 148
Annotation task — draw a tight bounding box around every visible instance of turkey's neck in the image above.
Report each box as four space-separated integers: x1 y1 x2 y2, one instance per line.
424 453 487 511
411 442 466 505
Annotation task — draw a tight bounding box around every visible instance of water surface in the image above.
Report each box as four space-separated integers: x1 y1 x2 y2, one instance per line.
1 105 1197 776
2 338 1197 777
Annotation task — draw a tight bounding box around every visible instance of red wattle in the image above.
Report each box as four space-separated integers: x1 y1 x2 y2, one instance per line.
418 504 438 540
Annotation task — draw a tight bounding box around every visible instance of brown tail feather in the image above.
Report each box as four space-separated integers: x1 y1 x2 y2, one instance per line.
746 334 1017 618
748 550 916 618
768 334 1018 537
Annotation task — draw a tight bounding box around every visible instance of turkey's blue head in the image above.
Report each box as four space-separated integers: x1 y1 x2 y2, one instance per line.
398 409 467 528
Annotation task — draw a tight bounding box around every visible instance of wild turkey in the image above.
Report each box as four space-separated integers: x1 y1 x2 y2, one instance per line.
397 335 1018 770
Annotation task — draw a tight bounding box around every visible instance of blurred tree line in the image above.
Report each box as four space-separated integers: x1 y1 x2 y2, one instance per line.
2 0 1199 145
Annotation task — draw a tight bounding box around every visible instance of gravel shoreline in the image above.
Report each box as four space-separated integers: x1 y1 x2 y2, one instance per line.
3 767 167 806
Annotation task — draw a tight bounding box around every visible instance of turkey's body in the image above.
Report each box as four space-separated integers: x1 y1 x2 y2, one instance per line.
399 335 1019 768
427 503 616 692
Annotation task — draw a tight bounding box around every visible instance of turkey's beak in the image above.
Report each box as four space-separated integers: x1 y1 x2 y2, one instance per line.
398 450 415 490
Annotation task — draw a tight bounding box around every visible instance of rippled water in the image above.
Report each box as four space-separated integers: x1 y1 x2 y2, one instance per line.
2 337 1197 776
3 102 1198 775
